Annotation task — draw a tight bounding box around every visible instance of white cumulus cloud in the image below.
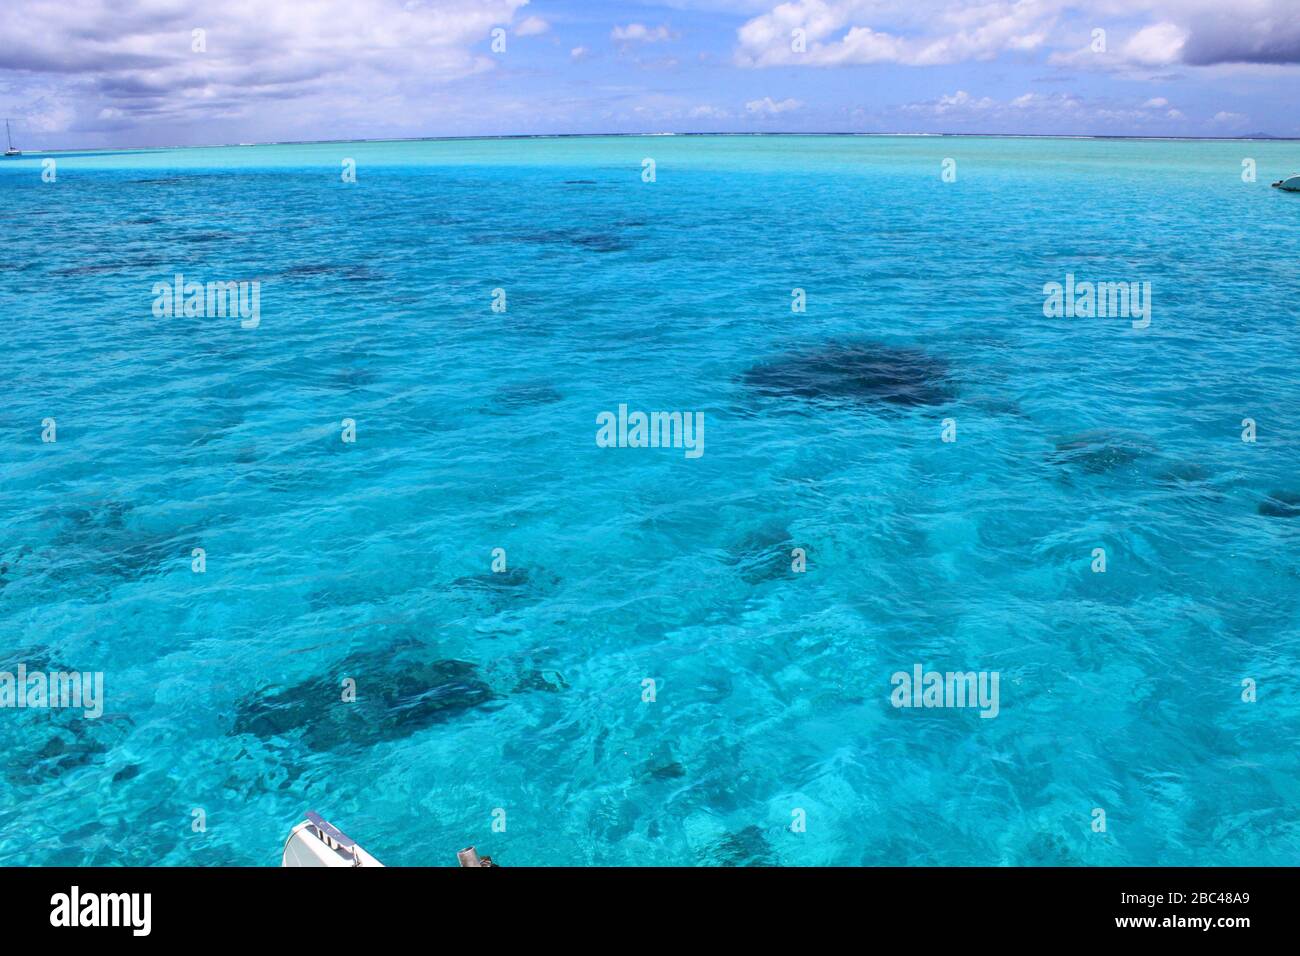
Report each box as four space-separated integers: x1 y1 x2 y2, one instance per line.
734 1 1300 70
1121 22 1187 66
612 23 675 43
745 96 802 114
515 16 549 37
0 0 531 141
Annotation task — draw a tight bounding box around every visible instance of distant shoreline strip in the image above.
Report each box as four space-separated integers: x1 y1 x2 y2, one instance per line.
11 130 1299 156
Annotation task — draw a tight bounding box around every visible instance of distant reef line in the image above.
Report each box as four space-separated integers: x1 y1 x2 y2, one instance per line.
15 130 1298 155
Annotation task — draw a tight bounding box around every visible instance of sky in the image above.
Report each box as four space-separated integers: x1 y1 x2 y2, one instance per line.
1 0 1298 148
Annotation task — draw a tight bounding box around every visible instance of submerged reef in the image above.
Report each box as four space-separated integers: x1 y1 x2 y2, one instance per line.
230 645 495 752
742 341 953 407
1259 491 1300 519
1047 430 1158 475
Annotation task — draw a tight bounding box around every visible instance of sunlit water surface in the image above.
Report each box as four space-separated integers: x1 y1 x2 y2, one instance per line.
1 135 1297 865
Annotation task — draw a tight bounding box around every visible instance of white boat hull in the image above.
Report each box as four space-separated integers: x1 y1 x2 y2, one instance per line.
282 816 384 867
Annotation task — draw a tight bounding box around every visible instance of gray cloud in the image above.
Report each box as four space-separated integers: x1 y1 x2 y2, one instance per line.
734 0 1300 69
0 0 529 141
1181 17 1300 65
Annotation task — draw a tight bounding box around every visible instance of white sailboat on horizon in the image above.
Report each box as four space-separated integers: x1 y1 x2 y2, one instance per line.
3 119 19 157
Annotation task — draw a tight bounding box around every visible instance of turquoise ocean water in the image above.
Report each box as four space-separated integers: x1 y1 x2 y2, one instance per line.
1 135 1297 865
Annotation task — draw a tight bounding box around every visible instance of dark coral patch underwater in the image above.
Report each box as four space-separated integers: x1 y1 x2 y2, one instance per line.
1047 430 1158 475
741 340 954 408
1259 491 1300 519
449 565 562 613
230 645 495 752
0 646 128 788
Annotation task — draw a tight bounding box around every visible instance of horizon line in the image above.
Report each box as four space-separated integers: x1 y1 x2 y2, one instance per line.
9 129 1298 155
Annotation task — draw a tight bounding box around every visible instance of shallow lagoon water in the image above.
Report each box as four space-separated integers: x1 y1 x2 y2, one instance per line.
1 135 1298 865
